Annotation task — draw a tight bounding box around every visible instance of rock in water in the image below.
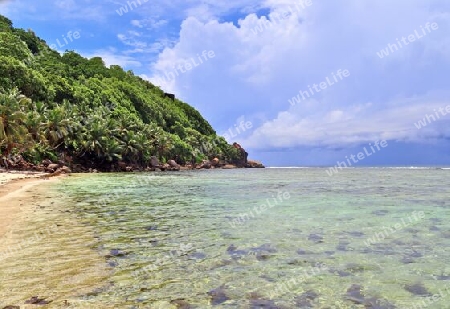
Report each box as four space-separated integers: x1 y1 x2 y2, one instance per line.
295 290 319 307
170 299 192 308
248 292 280 309
208 285 229 305
345 284 365 304
404 283 431 296
308 233 324 243
24 296 52 305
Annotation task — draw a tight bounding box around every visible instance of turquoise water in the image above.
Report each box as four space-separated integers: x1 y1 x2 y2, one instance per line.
56 168 450 308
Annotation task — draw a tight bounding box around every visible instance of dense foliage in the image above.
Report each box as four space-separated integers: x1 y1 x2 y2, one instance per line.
0 15 242 170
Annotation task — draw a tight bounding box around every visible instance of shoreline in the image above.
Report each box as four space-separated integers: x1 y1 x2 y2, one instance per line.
1 155 264 174
0 158 265 176
0 172 57 239
0 172 111 308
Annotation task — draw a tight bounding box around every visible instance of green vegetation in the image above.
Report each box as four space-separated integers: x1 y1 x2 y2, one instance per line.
0 15 244 170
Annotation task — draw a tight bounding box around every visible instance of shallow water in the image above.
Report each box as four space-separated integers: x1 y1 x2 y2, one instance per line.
2 168 450 308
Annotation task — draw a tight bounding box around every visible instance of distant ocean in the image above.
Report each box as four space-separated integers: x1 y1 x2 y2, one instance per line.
3 168 450 308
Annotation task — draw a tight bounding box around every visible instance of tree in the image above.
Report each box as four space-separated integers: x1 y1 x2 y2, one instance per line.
0 15 13 32
0 89 31 158
0 32 32 61
42 102 74 149
25 101 46 144
0 13 249 170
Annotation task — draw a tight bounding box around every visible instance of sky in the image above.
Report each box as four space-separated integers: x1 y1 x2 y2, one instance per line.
1 0 450 167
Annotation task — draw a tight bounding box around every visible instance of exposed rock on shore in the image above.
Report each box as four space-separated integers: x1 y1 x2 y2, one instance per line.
1 142 264 174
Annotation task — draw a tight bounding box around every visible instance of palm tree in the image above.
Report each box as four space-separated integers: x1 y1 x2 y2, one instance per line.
156 133 173 161
120 129 140 163
0 89 30 161
133 131 152 165
79 116 109 158
25 101 46 145
42 102 74 149
102 138 123 162
79 115 122 163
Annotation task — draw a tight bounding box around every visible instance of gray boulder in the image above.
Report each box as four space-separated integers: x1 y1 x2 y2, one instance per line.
168 160 180 171
150 156 160 168
47 163 60 171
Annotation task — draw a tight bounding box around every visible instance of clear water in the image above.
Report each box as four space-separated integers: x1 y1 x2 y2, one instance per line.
1 168 450 308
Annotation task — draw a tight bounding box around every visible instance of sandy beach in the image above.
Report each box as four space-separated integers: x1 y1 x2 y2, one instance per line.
0 171 50 238
0 172 111 308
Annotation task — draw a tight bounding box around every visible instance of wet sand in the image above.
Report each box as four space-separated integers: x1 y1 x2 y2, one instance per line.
0 172 49 238
0 173 111 308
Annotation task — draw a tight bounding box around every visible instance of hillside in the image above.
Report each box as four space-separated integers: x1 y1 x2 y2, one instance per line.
0 14 255 172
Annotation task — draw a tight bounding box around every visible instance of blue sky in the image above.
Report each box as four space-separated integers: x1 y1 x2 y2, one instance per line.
1 0 450 166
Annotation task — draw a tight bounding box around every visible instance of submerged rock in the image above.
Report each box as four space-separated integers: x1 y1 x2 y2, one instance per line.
189 252 207 260
400 257 415 264
107 249 128 258
407 250 423 258
170 299 192 308
308 233 324 243
226 244 248 259
328 267 352 277
365 298 396 309
372 210 389 216
250 243 277 261
226 244 237 252
25 296 52 305
345 263 368 273
294 290 318 307
251 243 277 253
346 231 365 237
345 284 365 304
208 285 229 305
343 284 396 308
404 283 431 296
260 274 276 282
248 292 280 308
297 249 313 255
436 274 450 280
108 261 118 267
249 299 279 308
336 241 350 251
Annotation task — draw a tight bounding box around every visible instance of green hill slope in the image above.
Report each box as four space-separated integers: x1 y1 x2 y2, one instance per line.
0 15 245 171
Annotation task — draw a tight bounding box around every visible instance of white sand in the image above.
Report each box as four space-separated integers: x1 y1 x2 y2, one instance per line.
0 170 47 186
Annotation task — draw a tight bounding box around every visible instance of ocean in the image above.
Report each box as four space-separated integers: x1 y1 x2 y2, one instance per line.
1 168 449 308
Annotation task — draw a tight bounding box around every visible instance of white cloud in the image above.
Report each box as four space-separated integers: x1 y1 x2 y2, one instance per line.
117 32 147 49
55 0 76 10
84 48 142 68
242 94 450 149
131 19 144 28
131 18 168 30
148 0 450 148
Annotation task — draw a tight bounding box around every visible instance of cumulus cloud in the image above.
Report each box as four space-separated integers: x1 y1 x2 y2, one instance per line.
148 0 450 154
242 93 450 150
